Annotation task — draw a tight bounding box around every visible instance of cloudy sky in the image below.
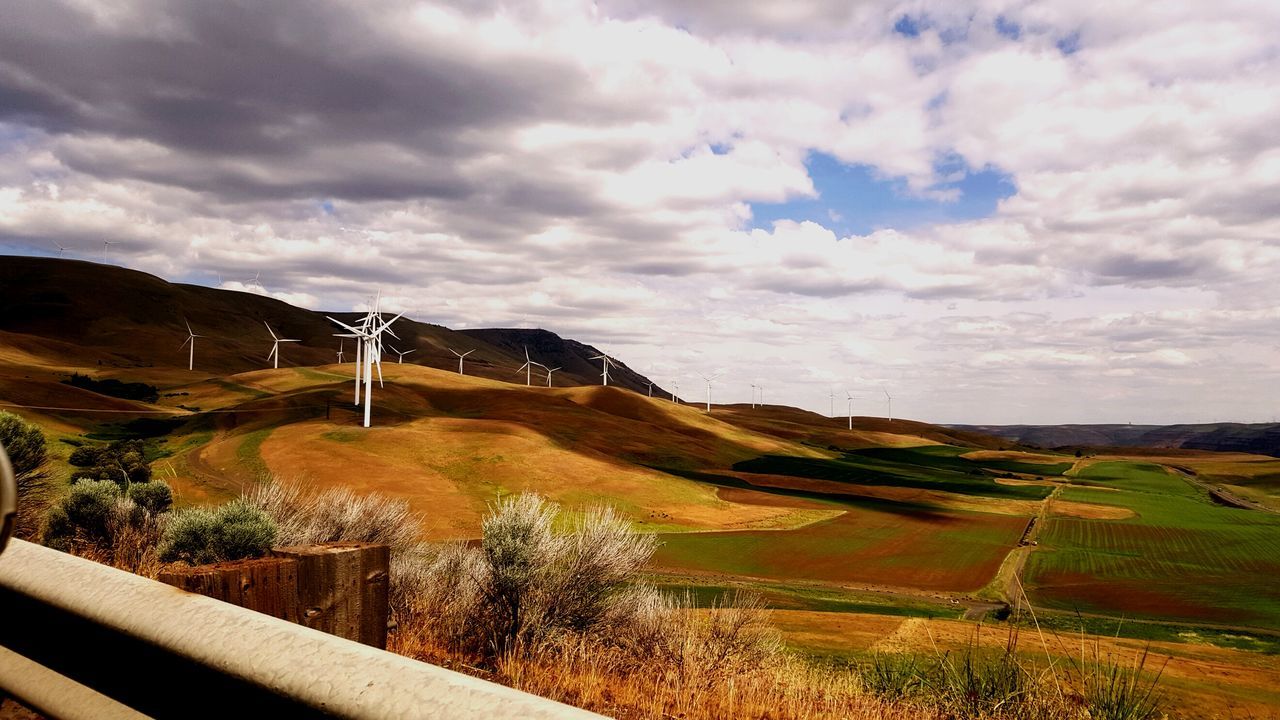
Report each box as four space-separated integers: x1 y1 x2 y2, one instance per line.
3 1 1279 424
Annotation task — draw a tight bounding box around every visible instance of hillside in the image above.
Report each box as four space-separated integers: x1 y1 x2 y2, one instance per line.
955 422 1280 457
0 256 663 394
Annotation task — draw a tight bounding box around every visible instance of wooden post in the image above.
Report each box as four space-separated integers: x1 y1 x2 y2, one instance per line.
272 543 389 649
158 557 299 622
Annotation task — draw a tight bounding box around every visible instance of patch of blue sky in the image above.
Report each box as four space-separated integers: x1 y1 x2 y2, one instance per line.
748 152 1015 237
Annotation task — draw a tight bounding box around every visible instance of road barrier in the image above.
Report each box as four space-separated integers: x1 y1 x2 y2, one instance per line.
0 539 605 719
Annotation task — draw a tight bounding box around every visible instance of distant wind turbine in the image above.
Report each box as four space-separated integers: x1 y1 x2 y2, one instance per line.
645 381 653 397
516 347 536 386
750 383 757 409
671 381 680 403
449 348 474 375
882 386 894 422
391 347 415 364
264 322 300 369
179 320 202 371
846 391 864 430
50 240 67 257
336 339 346 363
101 240 117 261
326 298 402 427
544 366 561 387
699 372 721 413
247 271 266 293
589 353 613 386
829 389 836 418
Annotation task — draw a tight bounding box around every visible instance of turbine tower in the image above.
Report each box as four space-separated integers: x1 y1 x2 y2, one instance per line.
750 383 757 409
264 322 300 369
883 386 894 422
829 389 836 418
179 320 202 371
391 347 415 364
698 372 721 413
589 353 613 386
449 348 474 375
545 366 561 387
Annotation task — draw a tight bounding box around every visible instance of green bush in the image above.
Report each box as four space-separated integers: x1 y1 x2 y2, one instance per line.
50 480 120 543
0 411 52 537
127 481 173 514
159 499 277 565
67 439 152 487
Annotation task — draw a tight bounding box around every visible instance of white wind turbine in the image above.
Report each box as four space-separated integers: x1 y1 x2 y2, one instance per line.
246 271 266 293
750 383 757 409
589 353 613 386
846 391 865 430
179 320 202 371
671 381 680 403
698 372 721 413
264 322 300 369
882 386 894 422
645 381 653 397
391 347 415 364
50 240 67 257
829 389 836 418
544 366 561 387
336 339 346 363
327 303 403 428
516 347 536 386
449 348 474 375
101 240 118 261
758 384 764 407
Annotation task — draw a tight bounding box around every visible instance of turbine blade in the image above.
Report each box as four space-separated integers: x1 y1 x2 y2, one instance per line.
264 321 277 340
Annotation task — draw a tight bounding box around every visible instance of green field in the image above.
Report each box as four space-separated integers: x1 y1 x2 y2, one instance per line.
734 445 1060 501
1025 461 1280 630
653 498 1028 591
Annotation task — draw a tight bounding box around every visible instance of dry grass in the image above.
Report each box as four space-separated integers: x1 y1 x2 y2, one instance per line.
242 476 421 551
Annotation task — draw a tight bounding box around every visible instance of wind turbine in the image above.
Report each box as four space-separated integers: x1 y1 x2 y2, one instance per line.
750 383 757 409
645 381 653 397
882 386 894 422
516 347 536 386
336 339 346 363
758 384 764 407
544 366 561 387
264 322 300 369
829 389 836 418
698 372 721 413
50 240 67 258
101 240 117 261
671 381 680 403
327 302 403 428
845 391 864 430
589 353 613 386
179 320 202 371
391 347 415 364
246 271 266 293
449 348 474 375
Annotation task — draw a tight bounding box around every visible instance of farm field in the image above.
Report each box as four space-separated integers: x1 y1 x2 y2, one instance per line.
1025 461 1280 630
770 609 1280 720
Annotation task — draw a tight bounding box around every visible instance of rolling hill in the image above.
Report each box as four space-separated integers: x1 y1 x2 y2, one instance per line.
0 256 663 395
955 422 1280 457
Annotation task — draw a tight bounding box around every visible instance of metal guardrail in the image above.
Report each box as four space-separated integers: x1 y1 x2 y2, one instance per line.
0 540 606 719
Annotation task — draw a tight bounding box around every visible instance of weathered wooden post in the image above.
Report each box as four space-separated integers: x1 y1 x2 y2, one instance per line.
158 543 389 649
158 557 299 622
273 543 389 649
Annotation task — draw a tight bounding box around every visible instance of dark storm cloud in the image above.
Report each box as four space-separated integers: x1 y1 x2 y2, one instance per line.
0 1 635 203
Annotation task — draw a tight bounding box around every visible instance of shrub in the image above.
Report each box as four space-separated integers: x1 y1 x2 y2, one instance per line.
127 481 174 514
395 494 658 660
243 478 419 551
0 411 51 538
159 499 277 565
67 439 152 487
46 479 120 544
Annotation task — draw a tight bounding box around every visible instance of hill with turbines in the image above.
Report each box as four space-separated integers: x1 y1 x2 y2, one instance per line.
4 256 1280 716
0 256 661 395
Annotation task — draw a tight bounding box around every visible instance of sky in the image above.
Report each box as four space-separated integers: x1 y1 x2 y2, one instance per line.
1 1 1279 425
